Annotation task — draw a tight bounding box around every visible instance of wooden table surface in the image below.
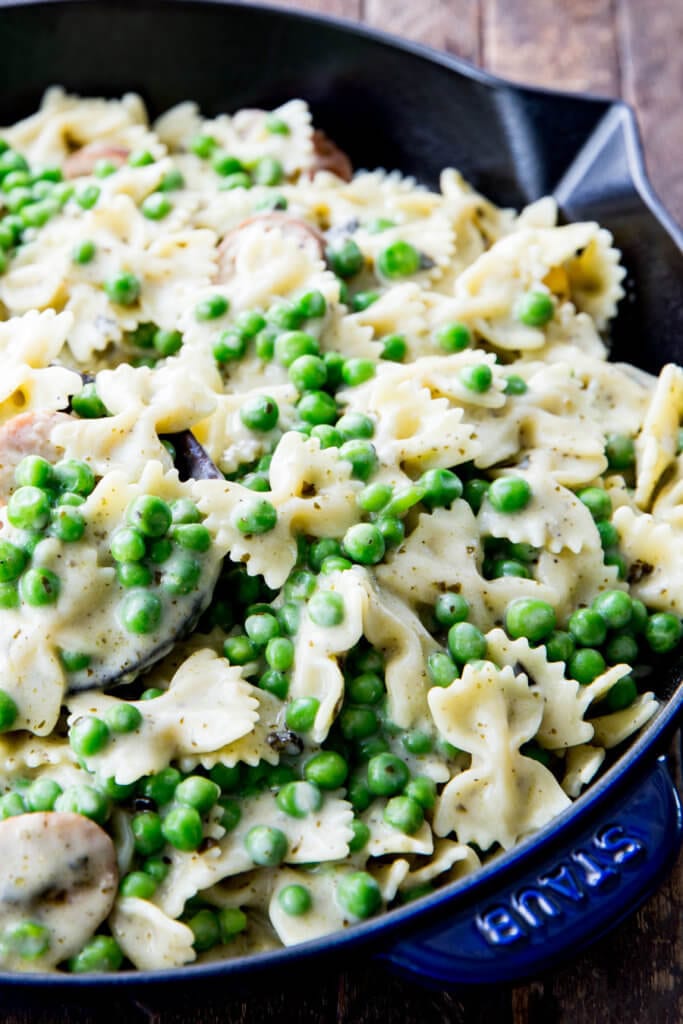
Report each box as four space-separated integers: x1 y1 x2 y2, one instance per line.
6 1 683 1022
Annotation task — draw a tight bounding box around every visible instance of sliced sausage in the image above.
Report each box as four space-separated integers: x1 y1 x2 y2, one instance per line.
306 129 353 182
63 143 130 179
0 410 70 502
0 812 118 970
216 212 326 281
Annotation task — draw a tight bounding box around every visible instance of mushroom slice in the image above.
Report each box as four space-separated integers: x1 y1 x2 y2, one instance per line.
306 129 353 182
0 410 70 503
63 143 130 179
216 212 326 281
0 812 118 971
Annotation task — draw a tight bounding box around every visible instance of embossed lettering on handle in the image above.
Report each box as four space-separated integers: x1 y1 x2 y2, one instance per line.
475 825 645 945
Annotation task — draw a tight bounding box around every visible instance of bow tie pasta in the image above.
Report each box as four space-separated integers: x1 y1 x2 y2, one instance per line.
0 87 676 974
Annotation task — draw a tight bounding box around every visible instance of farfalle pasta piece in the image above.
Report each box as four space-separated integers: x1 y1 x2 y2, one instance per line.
634 364 683 510
109 898 196 970
67 650 258 784
429 661 571 850
267 867 360 946
613 505 683 614
398 840 481 891
360 800 434 857
196 432 361 588
561 745 606 798
155 790 354 918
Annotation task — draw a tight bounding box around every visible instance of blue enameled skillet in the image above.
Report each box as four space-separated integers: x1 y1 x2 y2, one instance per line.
0 0 682 1003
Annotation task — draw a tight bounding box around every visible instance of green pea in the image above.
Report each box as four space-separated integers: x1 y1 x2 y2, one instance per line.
337 871 381 919
337 411 375 440
268 301 305 331
21 197 59 227
545 630 575 663
515 290 554 327
276 884 311 916
176 775 220 813
505 599 556 643
68 935 123 973
435 322 471 352
377 240 421 278
168 499 200 526
0 540 27 583
102 776 136 802
276 780 323 818
276 602 300 636
289 354 327 393
341 358 375 388
224 634 258 665
245 824 288 866
2 920 50 960
605 675 638 712
140 766 181 805
460 363 493 393
351 290 379 312
0 582 18 610
307 538 341 572
233 498 278 535
381 333 407 361
320 555 354 573
447 621 487 664
120 871 157 900
104 702 142 735
405 775 437 809
218 797 242 832
631 599 649 634
188 909 220 952
367 753 409 797
54 784 108 825
116 561 153 588
209 763 241 793
434 592 469 627
420 468 463 510
217 907 247 943
338 706 377 741
119 590 162 634
257 638 292 678
287 294 323 327
257 667 290 702
93 158 119 178
597 520 619 548
213 330 246 363
71 382 109 418
347 672 384 706
308 591 345 628
244 613 279 648
20 567 61 607
297 390 337 426
126 495 172 538
238 394 280 434
264 113 290 135
577 487 612 522
142 856 170 883
463 478 490 514
71 239 96 265
161 806 203 851
76 184 100 209
645 612 682 654
284 569 316 602
504 374 528 395
605 632 639 664
104 271 141 306
147 537 172 564
402 730 433 756
1 169 30 191
569 647 606 684
152 328 182 357
342 523 385 565
7 485 50 530
568 608 607 648
604 549 627 579
211 151 243 176
356 483 391 515
220 171 253 190
376 515 405 548
140 688 165 700
488 475 531 513
25 777 62 812
347 775 372 812
253 156 283 186
304 751 348 789
284 697 320 732
326 238 364 278
69 716 110 758
195 294 229 321
427 651 458 687
141 192 171 220
383 794 424 834
0 792 25 818
605 433 635 471
592 589 632 629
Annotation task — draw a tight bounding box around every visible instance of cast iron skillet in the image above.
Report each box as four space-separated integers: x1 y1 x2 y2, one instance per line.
0 0 682 1004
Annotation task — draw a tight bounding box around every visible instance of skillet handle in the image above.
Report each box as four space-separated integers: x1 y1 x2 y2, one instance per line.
378 754 682 987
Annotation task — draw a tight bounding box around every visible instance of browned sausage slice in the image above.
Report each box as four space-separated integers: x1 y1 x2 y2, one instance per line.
0 812 118 970
0 410 70 503
63 144 130 179
216 212 326 281
306 129 353 182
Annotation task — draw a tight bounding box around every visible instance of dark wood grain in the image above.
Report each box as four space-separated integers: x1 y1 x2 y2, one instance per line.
2 3 682 1023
